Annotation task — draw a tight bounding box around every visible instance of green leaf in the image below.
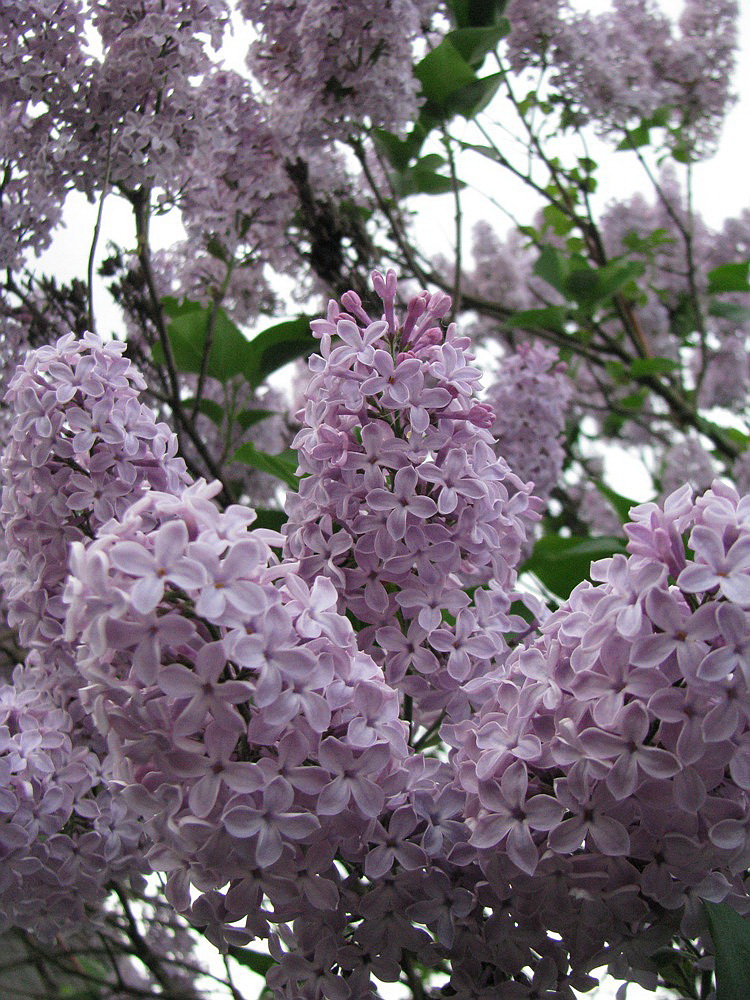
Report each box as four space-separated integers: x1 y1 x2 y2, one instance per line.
244 317 315 388
724 428 750 448
237 408 275 431
161 295 202 319
392 158 465 197
650 948 699 998
629 357 679 376
563 258 643 308
605 360 628 383
594 258 644 299
415 153 446 170
156 300 253 382
616 107 673 152
616 122 652 151
701 420 750 450
183 397 225 426
206 236 229 263
541 204 575 237
228 946 276 977
670 143 693 164
708 261 750 294
414 39 477 107
444 72 502 120
522 535 627 599
534 245 568 294
233 443 299 490
704 901 750 1000
622 226 673 253
373 124 428 170
459 140 498 161
709 301 750 324
446 25 507 67
565 266 601 305
252 508 287 532
619 387 649 410
414 39 501 121
670 292 702 340
447 0 508 28
506 306 568 335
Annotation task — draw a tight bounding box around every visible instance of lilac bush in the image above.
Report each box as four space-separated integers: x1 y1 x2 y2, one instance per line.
2 1 750 998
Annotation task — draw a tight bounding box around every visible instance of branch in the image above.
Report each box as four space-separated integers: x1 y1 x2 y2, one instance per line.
128 187 236 504
87 126 113 336
442 131 463 322
112 884 201 1000
190 255 236 423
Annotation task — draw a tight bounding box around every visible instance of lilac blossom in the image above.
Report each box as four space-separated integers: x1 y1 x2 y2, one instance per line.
0 332 194 939
284 270 541 729
241 0 439 144
63 464 414 977
486 342 572 509
449 481 750 985
504 0 739 152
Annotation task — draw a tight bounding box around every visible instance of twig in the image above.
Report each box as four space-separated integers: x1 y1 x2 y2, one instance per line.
87 126 113 336
191 255 236 422
402 953 425 1000
112 884 201 1000
442 131 463 322
129 187 236 504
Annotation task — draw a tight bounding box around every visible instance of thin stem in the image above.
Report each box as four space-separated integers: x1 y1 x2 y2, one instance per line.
129 187 236 504
112 884 200 1000
223 951 248 1000
351 139 433 288
190 255 236 422
87 126 113 336
402 953 425 1000
442 131 463 322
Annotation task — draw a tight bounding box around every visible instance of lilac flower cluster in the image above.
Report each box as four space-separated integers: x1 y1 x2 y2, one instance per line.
0 0 235 267
176 69 296 278
0 679 144 940
0 332 191 938
64 481 415 959
661 437 717 500
486 341 572 510
241 0 439 143
71 0 232 194
284 271 541 728
0 1 89 268
504 0 739 152
448 481 750 983
1 331 188 701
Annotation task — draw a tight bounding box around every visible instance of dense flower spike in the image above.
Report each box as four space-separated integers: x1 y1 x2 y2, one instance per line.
504 0 739 152
0 332 193 938
0 2 89 268
486 342 572 510
284 271 541 728
64 481 413 960
1 331 189 700
449 482 750 987
241 1 439 143
70 0 232 194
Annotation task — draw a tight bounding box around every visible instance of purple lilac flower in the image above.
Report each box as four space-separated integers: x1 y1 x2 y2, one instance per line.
449 481 750 970
0 332 194 939
486 341 572 509
284 270 541 730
